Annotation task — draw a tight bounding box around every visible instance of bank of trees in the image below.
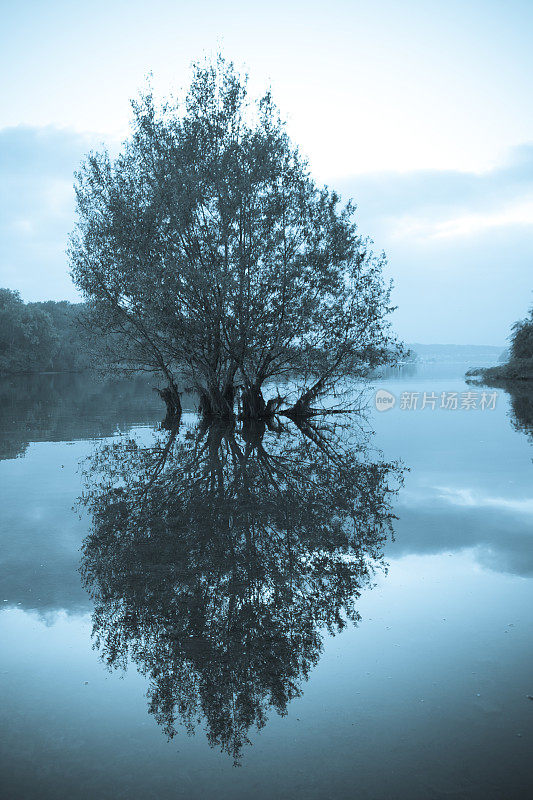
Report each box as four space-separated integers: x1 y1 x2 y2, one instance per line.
70 57 402 421
468 303 533 384
510 307 533 364
0 288 93 373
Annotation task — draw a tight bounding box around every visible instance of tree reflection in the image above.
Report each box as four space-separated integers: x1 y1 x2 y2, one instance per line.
507 385 533 443
80 415 403 762
468 376 533 445
0 373 165 460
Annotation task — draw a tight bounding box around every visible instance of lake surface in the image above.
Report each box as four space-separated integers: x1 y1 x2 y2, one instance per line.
0 367 532 800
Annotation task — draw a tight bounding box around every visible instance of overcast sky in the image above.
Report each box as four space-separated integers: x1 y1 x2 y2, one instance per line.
1 0 532 344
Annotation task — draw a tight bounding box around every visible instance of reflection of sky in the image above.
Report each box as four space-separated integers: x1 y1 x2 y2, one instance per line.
433 487 533 516
0 369 531 616
1 369 532 796
0 439 100 614
369 370 533 576
1 555 532 798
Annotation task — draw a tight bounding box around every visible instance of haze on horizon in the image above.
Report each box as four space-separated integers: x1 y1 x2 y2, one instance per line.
1 0 532 345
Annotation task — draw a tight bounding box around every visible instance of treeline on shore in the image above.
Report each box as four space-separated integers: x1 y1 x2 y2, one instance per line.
467 306 533 384
0 372 166 459
1 286 405 381
0 288 95 374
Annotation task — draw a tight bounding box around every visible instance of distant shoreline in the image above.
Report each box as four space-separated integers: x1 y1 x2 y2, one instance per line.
466 359 533 385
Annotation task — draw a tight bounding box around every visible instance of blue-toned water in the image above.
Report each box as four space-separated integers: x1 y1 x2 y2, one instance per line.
0 367 531 799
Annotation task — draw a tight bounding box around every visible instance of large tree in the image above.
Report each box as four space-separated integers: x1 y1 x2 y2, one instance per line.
70 57 401 420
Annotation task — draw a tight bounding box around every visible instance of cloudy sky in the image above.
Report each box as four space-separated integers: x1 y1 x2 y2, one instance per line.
1 0 531 344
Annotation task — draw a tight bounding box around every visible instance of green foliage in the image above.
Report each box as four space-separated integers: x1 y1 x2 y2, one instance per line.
466 304 533 384
0 288 95 374
510 307 533 362
70 57 402 417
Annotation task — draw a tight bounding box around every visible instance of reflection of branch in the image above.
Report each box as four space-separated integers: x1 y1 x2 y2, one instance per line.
291 419 347 466
139 424 180 503
80 414 402 765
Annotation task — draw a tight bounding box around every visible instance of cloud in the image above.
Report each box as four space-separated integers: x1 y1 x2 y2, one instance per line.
338 143 533 224
0 126 100 302
0 125 531 342
336 145 533 343
434 486 533 515
388 484 533 577
393 200 533 241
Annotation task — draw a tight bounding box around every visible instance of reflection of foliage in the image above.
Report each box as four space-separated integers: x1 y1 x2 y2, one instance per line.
80 417 403 762
506 384 533 442
0 373 165 461
466 305 532 442
467 371 533 445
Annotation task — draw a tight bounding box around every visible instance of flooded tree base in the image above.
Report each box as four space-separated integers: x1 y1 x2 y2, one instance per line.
154 379 332 429
154 384 182 430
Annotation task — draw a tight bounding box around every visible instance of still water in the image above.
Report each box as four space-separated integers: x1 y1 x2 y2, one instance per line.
0 367 532 800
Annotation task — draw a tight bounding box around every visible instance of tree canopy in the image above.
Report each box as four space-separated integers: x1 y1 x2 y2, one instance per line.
0 289 53 373
70 57 402 420
468 303 533 384
510 306 533 363
0 289 92 374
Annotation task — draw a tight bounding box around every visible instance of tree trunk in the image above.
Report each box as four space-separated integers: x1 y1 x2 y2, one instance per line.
281 396 314 420
198 381 236 421
281 380 323 420
241 386 266 419
155 383 182 430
